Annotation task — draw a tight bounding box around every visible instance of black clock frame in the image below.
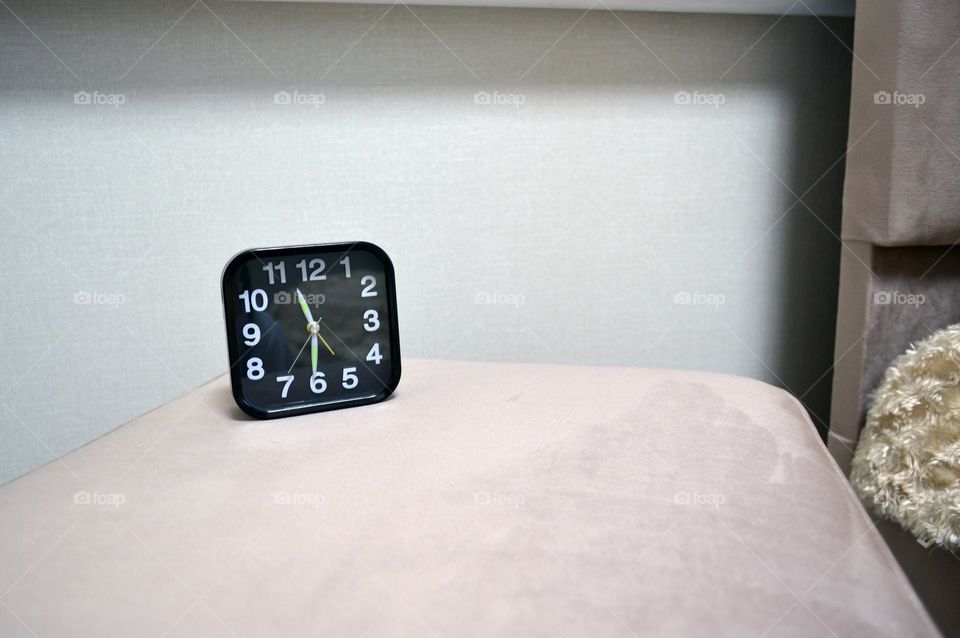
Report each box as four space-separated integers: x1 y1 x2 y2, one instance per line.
221 241 401 419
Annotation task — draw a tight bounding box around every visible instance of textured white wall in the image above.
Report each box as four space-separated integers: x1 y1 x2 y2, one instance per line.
0 1 851 484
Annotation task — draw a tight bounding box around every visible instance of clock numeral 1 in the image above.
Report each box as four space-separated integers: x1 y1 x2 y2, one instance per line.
262 261 286 285
340 256 351 278
366 343 383 365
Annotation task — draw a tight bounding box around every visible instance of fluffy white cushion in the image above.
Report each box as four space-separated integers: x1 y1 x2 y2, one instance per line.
851 323 960 551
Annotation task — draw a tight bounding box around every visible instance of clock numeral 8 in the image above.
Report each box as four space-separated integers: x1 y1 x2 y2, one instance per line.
246 358 264 380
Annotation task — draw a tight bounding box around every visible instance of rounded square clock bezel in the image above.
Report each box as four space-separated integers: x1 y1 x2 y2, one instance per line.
221 241 401 419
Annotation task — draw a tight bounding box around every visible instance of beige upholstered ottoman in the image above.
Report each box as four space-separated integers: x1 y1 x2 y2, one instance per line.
0 360 938 637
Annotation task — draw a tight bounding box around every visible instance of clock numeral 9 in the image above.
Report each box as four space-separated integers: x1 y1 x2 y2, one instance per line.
239 289 268 313
262 261 286 285
342 367 358 389
246 358 264 380
363 309 380 332
361 275 377 297
242 323 260 346
297 258 326 282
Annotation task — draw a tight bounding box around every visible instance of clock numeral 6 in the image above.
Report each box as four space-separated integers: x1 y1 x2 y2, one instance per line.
342 367 359 389
310 372 327 394
238 289 268 313
363 309 380 332
246 358 264 380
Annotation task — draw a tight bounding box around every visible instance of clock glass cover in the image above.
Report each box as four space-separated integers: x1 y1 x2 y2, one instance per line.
221 242 400 418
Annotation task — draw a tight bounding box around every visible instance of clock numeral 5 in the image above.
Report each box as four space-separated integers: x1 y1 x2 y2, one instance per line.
342 367 359 389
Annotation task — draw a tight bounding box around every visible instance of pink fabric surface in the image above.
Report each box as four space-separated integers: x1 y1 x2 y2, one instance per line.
0 360 937 637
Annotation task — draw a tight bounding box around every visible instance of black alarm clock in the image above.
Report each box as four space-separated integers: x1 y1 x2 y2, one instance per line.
221 242 401 419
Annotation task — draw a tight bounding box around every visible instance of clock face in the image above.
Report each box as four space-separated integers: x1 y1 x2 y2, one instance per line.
221 242 400 419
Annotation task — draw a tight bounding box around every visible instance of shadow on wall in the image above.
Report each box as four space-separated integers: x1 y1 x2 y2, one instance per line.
0 1 852 483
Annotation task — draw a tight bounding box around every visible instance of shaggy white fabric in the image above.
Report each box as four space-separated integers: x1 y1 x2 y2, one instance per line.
851 323 960 551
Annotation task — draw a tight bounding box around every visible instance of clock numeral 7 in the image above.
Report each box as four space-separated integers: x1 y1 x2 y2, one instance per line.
276 374 294 398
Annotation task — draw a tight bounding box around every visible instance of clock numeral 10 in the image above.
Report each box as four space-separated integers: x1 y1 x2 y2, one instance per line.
239 289 268 312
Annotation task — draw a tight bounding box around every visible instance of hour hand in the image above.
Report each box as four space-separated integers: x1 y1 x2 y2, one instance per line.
295 288 314 323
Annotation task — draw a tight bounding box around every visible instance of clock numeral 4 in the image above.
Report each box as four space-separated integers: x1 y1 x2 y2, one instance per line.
342 367 359 389
366 343 383 365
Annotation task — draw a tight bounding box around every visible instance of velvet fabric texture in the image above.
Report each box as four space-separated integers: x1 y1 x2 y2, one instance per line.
0 360 937 637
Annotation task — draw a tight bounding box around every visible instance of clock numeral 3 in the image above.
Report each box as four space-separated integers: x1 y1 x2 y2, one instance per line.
363 309 380 332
